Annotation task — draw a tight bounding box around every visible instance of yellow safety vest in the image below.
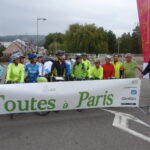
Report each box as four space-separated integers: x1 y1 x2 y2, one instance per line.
112 61 123 79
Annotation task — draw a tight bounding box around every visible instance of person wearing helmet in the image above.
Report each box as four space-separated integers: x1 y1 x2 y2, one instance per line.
6 54 25 83
65 53 75 68
111 54 123 79
37 54 44 77
103 55 115 79
81 53 91 70
71 54 88 79
61 55 71 81
20 55 26 65
25 53 39 83
88 59 103 79
50 50 67 80
43 56 53 81
36 54 49 84
65 54 71 69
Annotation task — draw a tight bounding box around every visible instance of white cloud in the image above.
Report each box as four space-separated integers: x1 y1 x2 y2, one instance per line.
0 0 139 36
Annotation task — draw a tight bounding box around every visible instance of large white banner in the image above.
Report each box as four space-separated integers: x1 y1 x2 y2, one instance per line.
0 78 141 114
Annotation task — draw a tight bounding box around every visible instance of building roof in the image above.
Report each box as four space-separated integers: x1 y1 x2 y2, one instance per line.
2 39 27 55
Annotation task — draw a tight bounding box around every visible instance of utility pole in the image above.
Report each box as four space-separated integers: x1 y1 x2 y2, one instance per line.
37 17 47 53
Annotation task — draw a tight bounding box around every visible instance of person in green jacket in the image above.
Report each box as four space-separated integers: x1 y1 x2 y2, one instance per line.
123 53 142 78
88 59 103 79
81 53 91 70
71 54 88 79
6 54 25 83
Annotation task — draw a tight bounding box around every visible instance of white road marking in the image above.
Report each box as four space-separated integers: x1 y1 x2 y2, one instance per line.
102 109 150 143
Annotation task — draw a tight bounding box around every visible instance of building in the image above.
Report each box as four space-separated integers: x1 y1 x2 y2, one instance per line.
2 39 31 56
0 42 12 48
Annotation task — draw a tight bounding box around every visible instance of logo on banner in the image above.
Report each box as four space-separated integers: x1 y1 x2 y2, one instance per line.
131 90 137 95
122 97 136 101
121 103 136 106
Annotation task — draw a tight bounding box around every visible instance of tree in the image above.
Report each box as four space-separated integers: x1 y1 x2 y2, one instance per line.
131 25 142 53
107 30 117 53
118 25 142 54
48 42 64 54
44 33 65 50
64 23 108 53
44 24 142 54
0 45 5 56
119 33 132 53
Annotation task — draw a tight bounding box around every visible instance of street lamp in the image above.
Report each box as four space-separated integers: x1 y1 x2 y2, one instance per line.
37 17 47 53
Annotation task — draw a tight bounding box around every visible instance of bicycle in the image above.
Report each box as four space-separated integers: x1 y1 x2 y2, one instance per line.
35 76 65 116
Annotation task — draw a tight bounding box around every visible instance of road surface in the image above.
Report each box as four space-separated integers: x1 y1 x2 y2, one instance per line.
0 79 149 150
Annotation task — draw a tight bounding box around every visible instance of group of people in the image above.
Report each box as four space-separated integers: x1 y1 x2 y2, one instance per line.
1 50 149 84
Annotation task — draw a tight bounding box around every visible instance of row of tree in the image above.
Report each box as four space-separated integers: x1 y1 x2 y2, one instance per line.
44 24 142 54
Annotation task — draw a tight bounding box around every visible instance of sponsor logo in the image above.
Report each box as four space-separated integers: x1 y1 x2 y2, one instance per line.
121 103 136 106
122 97 136 101
124 87 137 89
131 90 137 95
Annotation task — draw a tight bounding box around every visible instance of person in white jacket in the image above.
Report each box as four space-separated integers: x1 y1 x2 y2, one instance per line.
37 54 44 76
43 56 53 81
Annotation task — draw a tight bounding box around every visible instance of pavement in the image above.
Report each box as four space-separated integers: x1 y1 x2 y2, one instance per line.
0 79 149 150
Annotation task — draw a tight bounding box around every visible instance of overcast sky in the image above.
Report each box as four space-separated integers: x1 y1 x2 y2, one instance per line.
0 0 139 37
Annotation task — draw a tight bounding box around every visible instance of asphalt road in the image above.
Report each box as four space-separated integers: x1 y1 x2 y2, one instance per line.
0 79 149 150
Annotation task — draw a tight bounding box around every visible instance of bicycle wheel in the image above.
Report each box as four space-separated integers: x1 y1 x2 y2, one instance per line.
35 111 50 116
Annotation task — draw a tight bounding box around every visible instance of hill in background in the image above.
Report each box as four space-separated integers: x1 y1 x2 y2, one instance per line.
0 35 45 46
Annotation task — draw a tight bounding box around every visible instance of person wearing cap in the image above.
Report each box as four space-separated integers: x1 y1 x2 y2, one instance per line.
123 53 142 78
25 53 39 83
103 55 115 79
81 53 91 70
71 54 88 79
111 54 123 79
88 59 103 79
50 50 67 79
6 54 25 83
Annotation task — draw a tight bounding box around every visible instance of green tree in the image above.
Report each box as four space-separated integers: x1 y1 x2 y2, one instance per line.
48 42 64 54
131 25 142 53
44 33 65 50
119 33 132 53
0 45 5 56
107 30 117 53
64 23 108 53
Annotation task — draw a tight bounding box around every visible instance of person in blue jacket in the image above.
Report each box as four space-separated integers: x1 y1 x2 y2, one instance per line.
25 53 39 83
62 56 70 80
0 65 4 82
